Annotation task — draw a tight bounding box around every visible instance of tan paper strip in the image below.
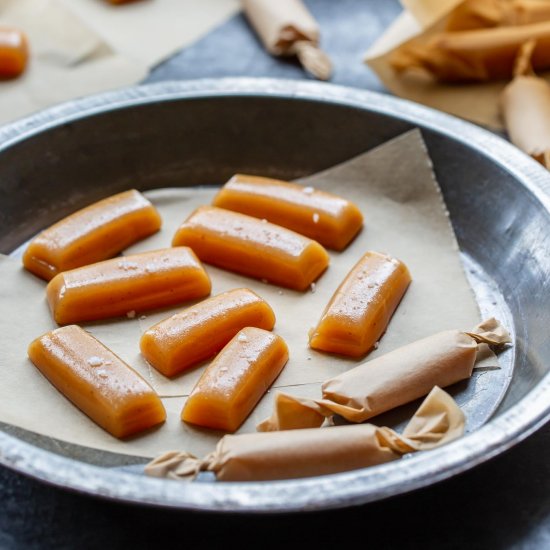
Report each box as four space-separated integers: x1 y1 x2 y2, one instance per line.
145 386 465 481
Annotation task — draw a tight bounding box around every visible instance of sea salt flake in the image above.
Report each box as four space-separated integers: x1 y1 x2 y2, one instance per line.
303 186 314 195
312 213 320 223
87 356 103 367
126 310 136 319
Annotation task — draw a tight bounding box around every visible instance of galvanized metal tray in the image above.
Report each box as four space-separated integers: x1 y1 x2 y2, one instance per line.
0 79 548 512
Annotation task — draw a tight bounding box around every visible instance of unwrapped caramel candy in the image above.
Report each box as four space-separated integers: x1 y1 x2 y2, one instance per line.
212 174 363 250
23 190 161 281
172 206 329 291
146 386 464 481
0 27 28 79
182 327 289 432
28 325 166 438
259 318 511 431
47 247 211 324
241 0 332 80
309 251 411 357
140 288 276 377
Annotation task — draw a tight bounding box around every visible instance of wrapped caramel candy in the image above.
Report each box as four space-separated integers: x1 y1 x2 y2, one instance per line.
446 0 550 31
258 318 510 431
145 386 464 481
241 0 332 80
390 20 550 82
501 40 550 166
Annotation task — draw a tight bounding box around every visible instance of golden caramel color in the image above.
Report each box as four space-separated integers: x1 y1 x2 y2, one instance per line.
309 251 411 357
141 288 276 377
172 206 329 290
0 27 28 79
47 248 211 325
182 327 289 432
212 174 363 250
23 190 162 281
28 325 166 438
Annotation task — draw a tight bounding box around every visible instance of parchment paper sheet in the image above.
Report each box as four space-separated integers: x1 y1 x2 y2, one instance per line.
0 130 482 458
0 0 238 125
365 0 550 129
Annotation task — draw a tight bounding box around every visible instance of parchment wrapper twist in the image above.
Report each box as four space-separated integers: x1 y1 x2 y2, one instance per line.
145 386 464 482
241 0 332 80
258 318 510 432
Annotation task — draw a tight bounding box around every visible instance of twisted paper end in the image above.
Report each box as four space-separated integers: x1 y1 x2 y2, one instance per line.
467 317 511 346
145 450 214 481
292 40 333 80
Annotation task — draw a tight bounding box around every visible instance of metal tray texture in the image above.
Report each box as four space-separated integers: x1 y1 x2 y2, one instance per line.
0 78 549 513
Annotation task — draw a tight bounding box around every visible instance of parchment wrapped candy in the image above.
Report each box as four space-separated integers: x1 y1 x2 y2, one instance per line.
258 318 510 431
241 0 332 80
501 40 550 167
145 386 464 481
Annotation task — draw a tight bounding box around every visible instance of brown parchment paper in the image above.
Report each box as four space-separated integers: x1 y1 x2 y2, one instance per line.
365 0 550 129
0 130 483 459
0 0 238 125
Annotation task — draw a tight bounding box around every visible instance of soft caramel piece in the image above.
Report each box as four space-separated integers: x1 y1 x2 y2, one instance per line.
309 251 411 357
172 206 329 291
212 174 363 250
391 21 550 82
47 248 211 325
0 27 28 79
140 288 276 377
23 190 162 281
28 325 166 438
182 327 289 432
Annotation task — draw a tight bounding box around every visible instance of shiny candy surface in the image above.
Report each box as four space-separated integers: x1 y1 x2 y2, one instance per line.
172 206 329 290
0 27 28 79
28 325 166 438
47 247 211 324
212 174 363 250
309 251 411 357
23 190 162 281
182 327 289 432
140 288 276 377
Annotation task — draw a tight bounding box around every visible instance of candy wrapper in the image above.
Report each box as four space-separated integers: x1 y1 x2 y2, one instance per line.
365 0 550 128
258 319 510 431
241 0 332 80
145 386 464 481
501 39 550 166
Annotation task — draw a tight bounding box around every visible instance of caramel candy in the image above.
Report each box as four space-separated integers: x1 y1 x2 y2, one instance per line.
47 248 211 325
309 251 411 357
172 206 329 290
23 190 162 281
390 21 550 82
0 27 28 79
182 327 289 432
28 325 166 438
140 288 276 377
212 174 363 250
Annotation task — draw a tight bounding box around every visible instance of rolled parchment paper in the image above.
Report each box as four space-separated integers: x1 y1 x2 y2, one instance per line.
258 318 510 431
390 19 550 82
501 40 550 166
145 386 464 481
446 0 550 31
241 0 332 80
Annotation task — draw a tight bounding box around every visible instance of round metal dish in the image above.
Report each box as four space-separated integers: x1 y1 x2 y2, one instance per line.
0 78 549 512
